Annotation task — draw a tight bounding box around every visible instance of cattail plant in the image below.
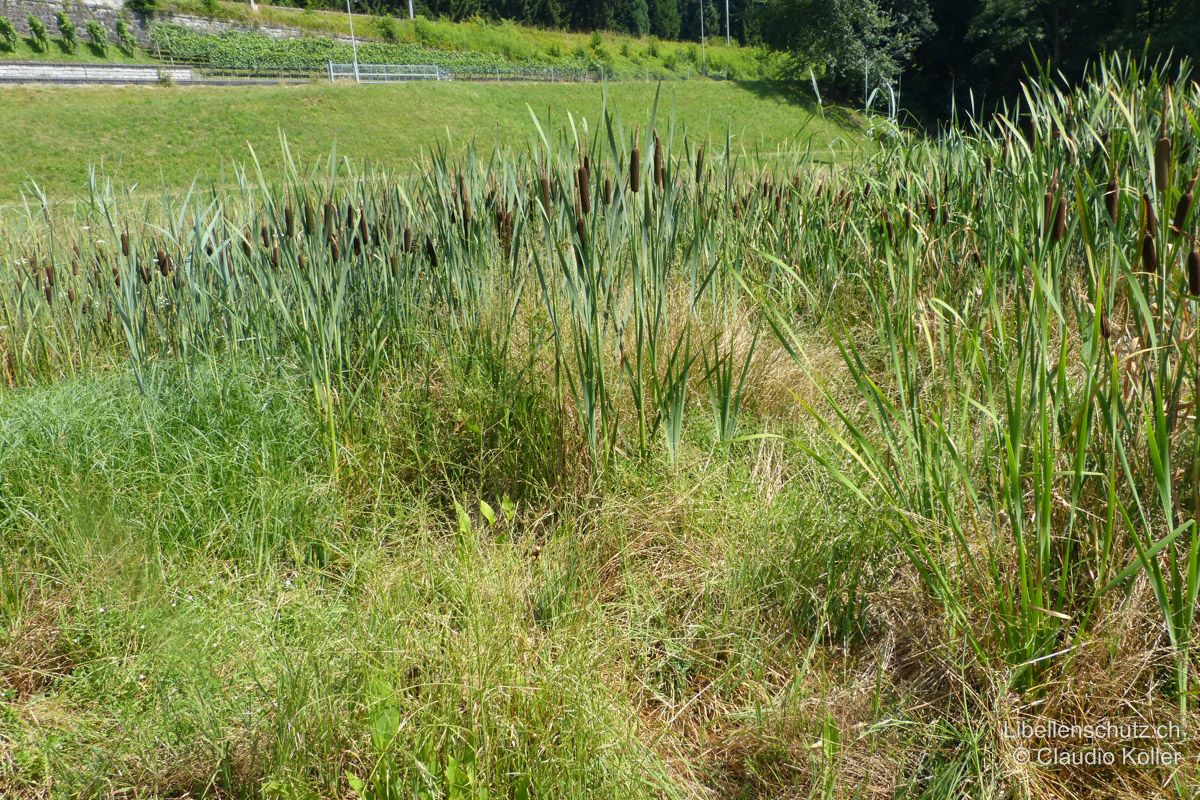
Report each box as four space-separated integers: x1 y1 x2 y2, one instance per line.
1189 247 1200 296
630 136 641 194
653 129 664 191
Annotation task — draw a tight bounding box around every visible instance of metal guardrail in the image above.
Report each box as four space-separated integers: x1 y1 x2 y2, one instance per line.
328 62 448 82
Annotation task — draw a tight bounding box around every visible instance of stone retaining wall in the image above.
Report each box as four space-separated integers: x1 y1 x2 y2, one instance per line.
0 0 360 50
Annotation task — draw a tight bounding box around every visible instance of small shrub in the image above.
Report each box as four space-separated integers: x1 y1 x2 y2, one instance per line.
588 30 602 52
546 42 561 58
0 16 16 51
645 37 659 57
125 0 157 16
374 15 398 43
619 40 630 58
201 0 219 18
27 15 49 52
662 51 677 71
571 43 586 61
115 13 137 50
56 11 78 52
411 15 433 45
86 20 107 54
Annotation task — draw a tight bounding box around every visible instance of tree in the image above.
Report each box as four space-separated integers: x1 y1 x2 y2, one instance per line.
754 0 933 94
86 20 108 53
619 0 650 36
0 16 16 51
57 10 79 52
27 15 49 52
649 0 680 39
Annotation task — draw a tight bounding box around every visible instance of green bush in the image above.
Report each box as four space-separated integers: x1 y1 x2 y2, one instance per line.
27 15 49 52
125 0 157 16
149 23 514 70
201 0 219 17
86 20 108 53
0 16 16 50
56 11 78 52
115 13 137 51
374 15 398 43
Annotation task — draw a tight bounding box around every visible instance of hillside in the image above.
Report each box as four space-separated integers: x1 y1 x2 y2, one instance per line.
0 81 853 201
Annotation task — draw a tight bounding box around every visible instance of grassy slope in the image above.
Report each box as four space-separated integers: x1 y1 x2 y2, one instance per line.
0 81 851 201
0 37 157 63
159 0 771 78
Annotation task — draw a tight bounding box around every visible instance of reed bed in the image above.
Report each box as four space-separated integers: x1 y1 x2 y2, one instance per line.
4 56 1200 797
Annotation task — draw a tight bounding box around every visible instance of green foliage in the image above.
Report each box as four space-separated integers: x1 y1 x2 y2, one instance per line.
150 22 521 69
56 10 78 52
754 0 933 94
374 14 400 42
201 0 220 16
115 13 137 50
125 0 158 15
0 16 16 50
86 20 108 53
26 14 49 51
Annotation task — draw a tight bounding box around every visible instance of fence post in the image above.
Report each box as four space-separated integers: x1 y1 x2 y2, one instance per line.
328 60 334 83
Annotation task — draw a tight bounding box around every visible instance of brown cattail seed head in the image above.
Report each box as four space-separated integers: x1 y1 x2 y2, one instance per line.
329 234 340 261
1189 248 1200 296
285 204 295 238
539 169 552 213
304 200 317 235
261 225 270 249
404 226 412 254
1052 195 1067 242
653 130 664 191
359 209 369 244
1155 134 1171 197
156 248 171 277
1105 176 1119 224
1144 193 1158 233
120 231 130 258
323 200 335 234
695 145 704 183
425 236 438 268
1142 231 1158 272
1171 178 1195 235
630 145 641 194
577 165 591 215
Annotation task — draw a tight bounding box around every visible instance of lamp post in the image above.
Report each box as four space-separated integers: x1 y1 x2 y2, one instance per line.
346 0 360 83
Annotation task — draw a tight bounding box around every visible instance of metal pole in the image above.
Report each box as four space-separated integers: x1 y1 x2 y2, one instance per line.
724 0 729 44
407 0 414 19
346 0 359 83
699 0 705 76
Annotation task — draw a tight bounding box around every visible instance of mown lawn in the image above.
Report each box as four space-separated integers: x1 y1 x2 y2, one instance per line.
0 80 854 201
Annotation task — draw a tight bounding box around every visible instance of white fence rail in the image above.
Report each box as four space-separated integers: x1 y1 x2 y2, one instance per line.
328 63 450 83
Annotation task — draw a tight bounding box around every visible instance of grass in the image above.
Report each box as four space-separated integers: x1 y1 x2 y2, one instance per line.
0 37 157 63
3 50 1197 800
159 0 772 79
0 80 850 202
